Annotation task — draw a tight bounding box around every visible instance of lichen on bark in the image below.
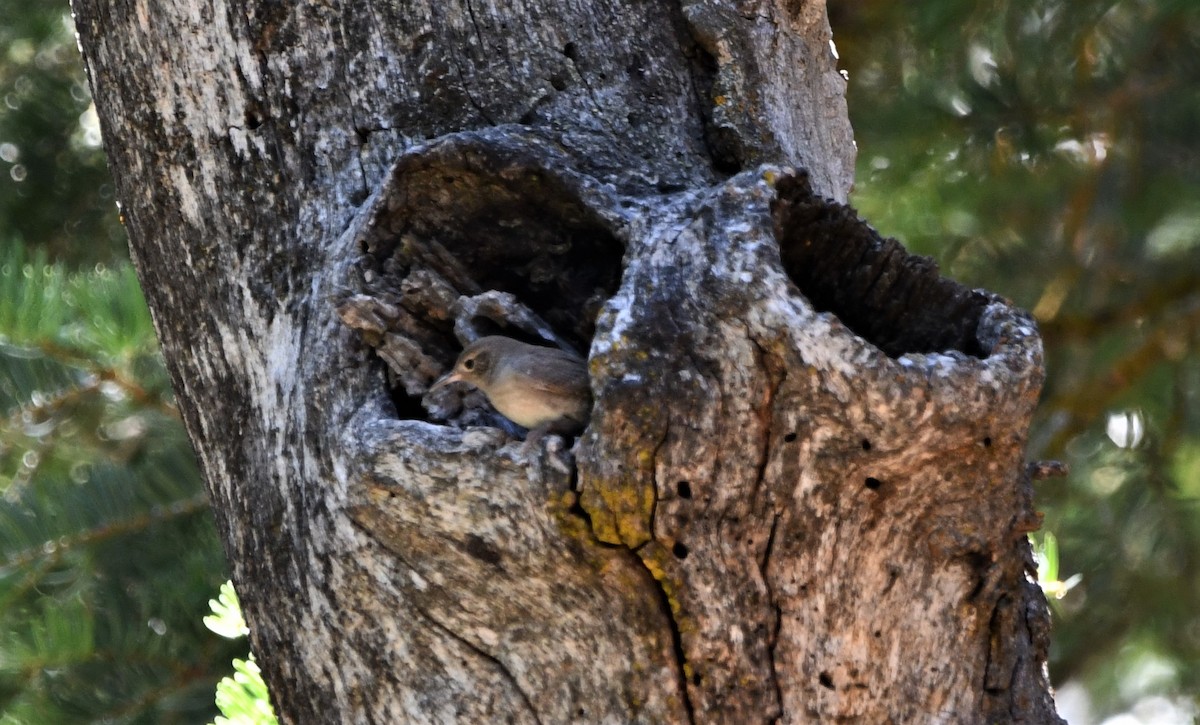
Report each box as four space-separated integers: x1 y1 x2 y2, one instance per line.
72 0 1061 719
337 127 1060 722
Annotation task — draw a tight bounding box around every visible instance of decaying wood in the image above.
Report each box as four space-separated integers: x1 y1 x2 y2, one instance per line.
73 0 1060 721
333 126 1058 721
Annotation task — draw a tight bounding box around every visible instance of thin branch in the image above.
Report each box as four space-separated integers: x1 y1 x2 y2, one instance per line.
1043 303 1200 455
0 492 211 571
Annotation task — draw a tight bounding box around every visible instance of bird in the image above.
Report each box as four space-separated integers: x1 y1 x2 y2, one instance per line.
429 336 592 442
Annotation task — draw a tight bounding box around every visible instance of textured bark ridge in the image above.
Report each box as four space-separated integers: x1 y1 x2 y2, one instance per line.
337 129 691 722
72 0 1059 719
339 128 1060 723
578 167 1056 722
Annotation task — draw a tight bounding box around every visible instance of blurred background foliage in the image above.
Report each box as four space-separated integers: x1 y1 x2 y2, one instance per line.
0 0 1195 722
0 0 125 265
0 3 237 722
832 1 1200 721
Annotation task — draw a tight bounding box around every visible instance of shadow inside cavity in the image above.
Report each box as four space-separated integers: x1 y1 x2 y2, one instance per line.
771 172 989 359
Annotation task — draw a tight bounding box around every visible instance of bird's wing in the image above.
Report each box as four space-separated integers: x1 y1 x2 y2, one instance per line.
508 350 589 395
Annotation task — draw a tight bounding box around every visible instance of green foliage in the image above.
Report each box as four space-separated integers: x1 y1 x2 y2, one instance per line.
0 0 1194 720
834 0 1200 717
204 582 277 725
1031 532 1082 601
0 3 125 264
0 243 235 722
212 657 277 725
204 581 249 641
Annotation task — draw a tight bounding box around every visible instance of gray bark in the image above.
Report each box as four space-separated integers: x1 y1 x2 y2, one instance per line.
71 0 1061 722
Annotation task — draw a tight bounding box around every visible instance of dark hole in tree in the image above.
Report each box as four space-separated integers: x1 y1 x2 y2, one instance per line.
244 105 264 130
861 439 872 451
390 391 430 421
864 477 882 490
677 480 692 499
692 672 702 686
353 142 627 423
983 436 992 447
771 172 990 359
818 672 834 690
379 167 622 351
672 542 689 559
465 534 503 567
783 432 798 442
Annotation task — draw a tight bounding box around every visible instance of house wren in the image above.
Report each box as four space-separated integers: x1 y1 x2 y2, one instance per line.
430 336 591 439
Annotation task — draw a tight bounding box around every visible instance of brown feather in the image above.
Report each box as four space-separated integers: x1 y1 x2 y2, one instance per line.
433 336 591 432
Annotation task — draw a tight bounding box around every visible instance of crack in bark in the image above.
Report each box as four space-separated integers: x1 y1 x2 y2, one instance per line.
411 601 544 725
746 345 786 715
567 464 623 550
451 62 497 125
79 0 1058 718
446 30 497 127
768 603 784 724
561 45 618 139
760 513 784 722
759 513 779 586
683 53 729 175
630 416 697 721
345 516 546 724
983 594 1011 695
646 419 671 542
678 9 745 175
632 549 696 725
463 0 487 52
624 418 691 723
745 329 778 507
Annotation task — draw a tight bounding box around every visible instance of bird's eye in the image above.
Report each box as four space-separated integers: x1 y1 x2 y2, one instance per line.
463 358 475 370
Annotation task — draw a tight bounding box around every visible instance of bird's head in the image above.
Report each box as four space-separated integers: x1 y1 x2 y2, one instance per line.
430 337 508 392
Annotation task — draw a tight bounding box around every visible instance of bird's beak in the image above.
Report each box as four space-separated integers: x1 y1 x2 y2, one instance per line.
429 370 463 392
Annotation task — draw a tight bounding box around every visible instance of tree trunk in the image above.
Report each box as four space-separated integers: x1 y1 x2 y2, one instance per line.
72 0 1061 722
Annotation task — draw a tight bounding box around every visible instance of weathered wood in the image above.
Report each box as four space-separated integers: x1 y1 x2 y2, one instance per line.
72 0 1060 721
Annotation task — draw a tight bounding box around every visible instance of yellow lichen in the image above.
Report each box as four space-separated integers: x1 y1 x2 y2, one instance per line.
636 448 654 469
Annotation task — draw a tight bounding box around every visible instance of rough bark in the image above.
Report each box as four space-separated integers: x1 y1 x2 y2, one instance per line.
72 0 1061 722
